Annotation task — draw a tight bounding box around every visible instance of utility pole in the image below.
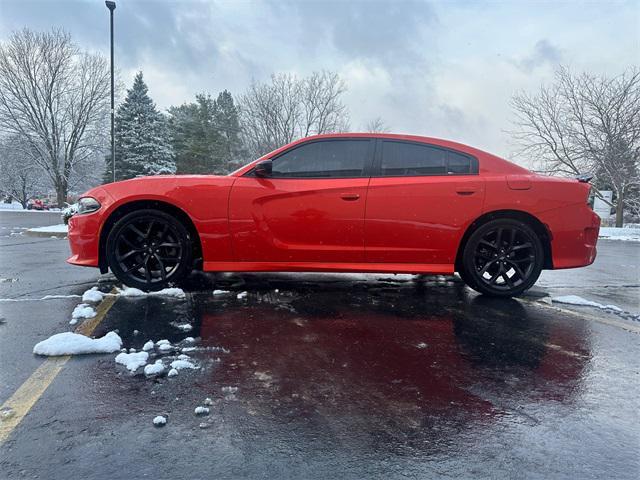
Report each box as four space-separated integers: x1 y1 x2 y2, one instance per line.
106 1 116 182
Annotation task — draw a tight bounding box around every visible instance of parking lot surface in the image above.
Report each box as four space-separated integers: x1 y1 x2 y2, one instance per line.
1 211 639 479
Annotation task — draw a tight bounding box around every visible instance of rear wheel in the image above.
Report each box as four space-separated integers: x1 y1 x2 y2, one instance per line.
460 219 544 297
106 209 193 291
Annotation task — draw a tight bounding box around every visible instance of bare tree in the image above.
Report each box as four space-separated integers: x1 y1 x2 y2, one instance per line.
239 71 349 158
364 117 390 133
510 66 640 226
0 29 110 206
0 135 42 208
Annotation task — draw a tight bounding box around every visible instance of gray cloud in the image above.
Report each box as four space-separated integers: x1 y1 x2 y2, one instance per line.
517 39 562 72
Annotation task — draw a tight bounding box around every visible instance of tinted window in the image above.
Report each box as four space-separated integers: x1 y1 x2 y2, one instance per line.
447 151 472 174
380 141 474 176
381 141 447 176
271 140 369 178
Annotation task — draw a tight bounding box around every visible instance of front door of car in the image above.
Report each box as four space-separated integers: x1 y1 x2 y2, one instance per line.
365 139 485 265
229 138 374 263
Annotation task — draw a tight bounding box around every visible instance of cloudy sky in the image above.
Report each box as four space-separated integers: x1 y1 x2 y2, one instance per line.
1 0 638 162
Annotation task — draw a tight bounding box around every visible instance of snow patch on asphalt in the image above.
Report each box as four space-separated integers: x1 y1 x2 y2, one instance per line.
153 415 167 426
144 360 165 376
170 359 198 370
34 331 122 356
118 286 187 298
26 224 68 234
599 227 640 242
71 303 96 320
115 351 149 371
82 287 104 303
552 295 622 311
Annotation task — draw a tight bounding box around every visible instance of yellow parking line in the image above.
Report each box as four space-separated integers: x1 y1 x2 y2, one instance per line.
0 288 118 445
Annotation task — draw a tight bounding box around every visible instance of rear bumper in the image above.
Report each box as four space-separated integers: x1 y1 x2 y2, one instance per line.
539 204 600 269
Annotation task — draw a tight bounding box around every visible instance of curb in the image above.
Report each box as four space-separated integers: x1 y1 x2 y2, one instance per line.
24 230 67 239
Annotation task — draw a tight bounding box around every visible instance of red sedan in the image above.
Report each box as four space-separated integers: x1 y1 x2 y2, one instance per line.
66 134 600 297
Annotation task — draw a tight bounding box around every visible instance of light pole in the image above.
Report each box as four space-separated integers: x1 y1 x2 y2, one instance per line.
105 1 116 182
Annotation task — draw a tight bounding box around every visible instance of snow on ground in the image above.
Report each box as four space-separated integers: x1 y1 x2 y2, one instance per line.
118 286 186 298
142 340 155 351
144 360 165 376
115 351 149 371
27 224 68 233
0 202 61 212
71 303 96 320
34 331 122 356
552 295 624 313
213 290 230 295
194 406 210 415
237 291 248 299
599 227 640 242
167 368 179 377
170 359 197 370
152 415 167 426
82 287 104 303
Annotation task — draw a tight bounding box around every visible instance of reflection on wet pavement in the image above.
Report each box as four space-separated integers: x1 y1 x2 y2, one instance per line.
62 273 640 479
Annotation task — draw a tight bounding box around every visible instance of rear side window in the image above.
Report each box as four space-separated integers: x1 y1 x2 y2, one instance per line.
380 141 476 176
271 140 370 178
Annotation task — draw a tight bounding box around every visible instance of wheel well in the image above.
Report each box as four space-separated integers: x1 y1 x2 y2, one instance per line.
98 200 203 274
455 210 553 271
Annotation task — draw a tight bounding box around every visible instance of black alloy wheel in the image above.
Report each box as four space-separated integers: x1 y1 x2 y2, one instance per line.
461 219 544 297
106 209 193 291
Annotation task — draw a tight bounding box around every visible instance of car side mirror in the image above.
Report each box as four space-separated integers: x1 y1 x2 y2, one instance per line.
254 160 273 178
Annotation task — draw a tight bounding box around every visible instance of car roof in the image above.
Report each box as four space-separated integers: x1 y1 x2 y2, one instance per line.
231 133 530 176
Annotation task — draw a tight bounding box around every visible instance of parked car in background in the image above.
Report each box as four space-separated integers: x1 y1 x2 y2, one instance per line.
65 133 600 297
26 198 49 211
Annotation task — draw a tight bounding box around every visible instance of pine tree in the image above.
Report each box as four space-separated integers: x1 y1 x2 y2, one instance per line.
105 72 175 182
214 90 244 170
168 90 244 175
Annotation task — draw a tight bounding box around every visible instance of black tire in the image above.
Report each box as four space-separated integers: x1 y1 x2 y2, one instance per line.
106 209 193 291
460 218 544 297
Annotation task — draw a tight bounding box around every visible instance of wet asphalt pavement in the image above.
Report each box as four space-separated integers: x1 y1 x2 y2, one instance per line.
0 211 639 479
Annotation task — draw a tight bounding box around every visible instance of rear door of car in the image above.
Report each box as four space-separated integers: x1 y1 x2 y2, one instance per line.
365 139 484 265
229 138 375 263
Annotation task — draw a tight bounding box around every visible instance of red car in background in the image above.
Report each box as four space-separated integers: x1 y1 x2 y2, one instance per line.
65 133 600 297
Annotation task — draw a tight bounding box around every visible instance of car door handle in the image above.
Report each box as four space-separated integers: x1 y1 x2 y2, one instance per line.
455 187 477 196
340 193 360 201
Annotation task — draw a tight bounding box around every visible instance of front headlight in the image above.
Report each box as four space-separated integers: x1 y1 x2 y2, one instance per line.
77 197 101 215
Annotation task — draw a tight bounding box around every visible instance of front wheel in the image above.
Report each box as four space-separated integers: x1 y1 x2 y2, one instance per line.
106 209 193 291
460 219 544 297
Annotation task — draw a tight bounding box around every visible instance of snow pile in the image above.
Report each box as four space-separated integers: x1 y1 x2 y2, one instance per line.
156 339 173 352
194 406 209 415
70 304 96 325
115 351 149 371
118 286 186 298
34 331 122 356
0 201 24 210
170 322 193 332
142 340 155 351
170 359 197 370
599 227 640 242
167 368 179 377
27 224 68 234
82 287 104 303
552 295 623 312
153 415 167 426
144 360 165 376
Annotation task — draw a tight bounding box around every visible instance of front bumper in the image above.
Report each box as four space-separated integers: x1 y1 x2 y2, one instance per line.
66 212 101 267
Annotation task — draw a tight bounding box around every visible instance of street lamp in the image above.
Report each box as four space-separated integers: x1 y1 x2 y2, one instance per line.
105 1 116 182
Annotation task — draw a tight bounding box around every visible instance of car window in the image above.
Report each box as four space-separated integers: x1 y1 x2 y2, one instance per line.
271 140 369 178
380 141 474 176
446 150 472 174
